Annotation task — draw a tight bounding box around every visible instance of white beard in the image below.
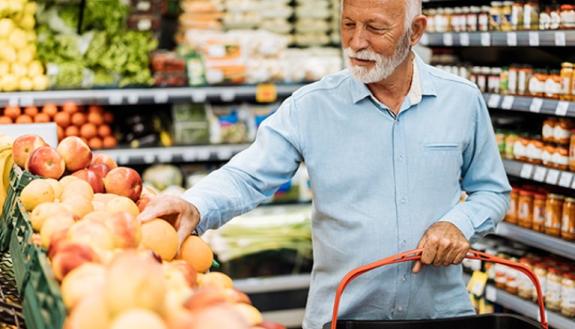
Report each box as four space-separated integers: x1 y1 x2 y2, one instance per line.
344 33 411 84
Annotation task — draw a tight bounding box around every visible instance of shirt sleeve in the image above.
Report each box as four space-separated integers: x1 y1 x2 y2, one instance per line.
183 97 303 234
439 90 511 242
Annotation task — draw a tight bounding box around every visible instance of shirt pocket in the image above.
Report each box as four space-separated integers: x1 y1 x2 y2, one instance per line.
416 143 463 190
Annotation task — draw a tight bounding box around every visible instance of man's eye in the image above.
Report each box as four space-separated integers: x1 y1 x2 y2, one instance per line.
344 22 356 28
368 26 385 32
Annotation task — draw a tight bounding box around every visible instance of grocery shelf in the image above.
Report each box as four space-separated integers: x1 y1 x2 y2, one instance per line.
421 30 575 47
233 274 310 294
463 274 575 329
0 84 304 107
494 223 575 261
502 159 575 190
96 144 249 165
483 93 575 118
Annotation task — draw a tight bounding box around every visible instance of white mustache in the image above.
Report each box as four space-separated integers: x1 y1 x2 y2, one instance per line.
344 48 382 63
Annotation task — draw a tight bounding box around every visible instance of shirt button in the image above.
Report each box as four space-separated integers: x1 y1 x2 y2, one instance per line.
399 154 405 161
400 198 407 204
401 240 407 246
401 274 408 282
397 306 404 312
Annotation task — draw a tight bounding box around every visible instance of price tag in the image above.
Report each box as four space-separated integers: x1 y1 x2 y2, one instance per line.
507 32 517 46
127 93 139 104
520 164 534 179
556 101 570 116
108 94 123 105
533 166 547 182
443 33 453 46
219 148 234 160
529 32 540 46
501 96 514 109
158 153 171 163
220 90 235 102
8 97 18 107
196 149 211 161
559 172 573 188
467 271 489 297
154 91 169 103
486 286 497 302
192 90 207 103
481 33 491 46
546 169 560 185
488 94 501 108
256 83 277 103
460 33 470 46
529 98 544 113
19 97 33 107
555 31 566 46
420 33 429 45
144 154 155 164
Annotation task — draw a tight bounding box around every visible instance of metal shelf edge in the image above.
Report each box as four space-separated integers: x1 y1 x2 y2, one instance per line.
495 223 575 261
233 274 310 294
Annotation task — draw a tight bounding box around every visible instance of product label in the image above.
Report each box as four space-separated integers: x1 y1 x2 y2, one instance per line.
543 124 554 140
547 280 562 303
554 127 571 142
529 77 541 95
524 6 532 29
534 207 545 224
562 77 571 95
509 70 518 93
507 199 516 217
519 203 529 220
562 213 571 232
561 286 575 308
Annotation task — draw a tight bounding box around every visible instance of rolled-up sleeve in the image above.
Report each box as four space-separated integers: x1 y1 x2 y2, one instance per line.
183 97 303 234
440 90 511 241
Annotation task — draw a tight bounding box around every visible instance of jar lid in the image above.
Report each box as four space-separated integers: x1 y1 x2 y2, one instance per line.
564 272 575 281
534 193 547 200
560 5 574 10
548 267 562 275
519 190 534 197
565 197 575 203
548 194 565 200
562 62 574 68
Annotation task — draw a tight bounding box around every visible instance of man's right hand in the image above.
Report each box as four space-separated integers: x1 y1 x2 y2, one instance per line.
137 195 201 245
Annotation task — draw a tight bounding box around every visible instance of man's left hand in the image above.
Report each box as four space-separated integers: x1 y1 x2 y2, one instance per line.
412 221 470 273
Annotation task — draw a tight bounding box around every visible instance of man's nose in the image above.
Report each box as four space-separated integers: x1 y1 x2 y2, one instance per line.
349 26 369 52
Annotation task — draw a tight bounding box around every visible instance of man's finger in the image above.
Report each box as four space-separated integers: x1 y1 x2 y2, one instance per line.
453 243 470 264
177 218 194 247
443 245 459 266
137 199 175 223
434 238 451 266
421 235 439 265
412 235 428 273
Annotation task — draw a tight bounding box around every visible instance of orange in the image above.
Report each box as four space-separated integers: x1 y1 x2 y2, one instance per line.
57 126 64 141
0 116 12 124
80 123 97 139
103 136 117 149
87 112 103 125
54 112 70 128
24 106 38 117
65 126 80 137
71 112 86 126
88 105 104 115
88 137 103 149
15 115 33 124
103 112 113 124
98 125 112 138
42 104 58 117
34 113 51 123
197 272 233 289
4 106 21 119
178 235 214 273
141 219 178 261
62 102 80 114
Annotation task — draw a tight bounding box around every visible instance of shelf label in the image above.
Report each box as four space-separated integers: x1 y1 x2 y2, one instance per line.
529 32 540 46
501 96 514 109
108 94 123 105
219 148 234 160
144 154 155 164
196 149 211 161
256 83 277 103
460 33 470 46
507 32 517 46
420 33 429 45
488 94 501 108
546 169 560 185
127 93 139 104
443 33 453 46
556 101 570 116
8 97 18 107
221 90 235 102
555 31 567 46
192 90 207 103
20 97 33 107
559 172 573 188
529 98 543 113
481 33 491 46
154 92 169 104
486 286 497 302
533 166 547 182
520 164 534 179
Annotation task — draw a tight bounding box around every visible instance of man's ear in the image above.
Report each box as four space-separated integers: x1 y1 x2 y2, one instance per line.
410 15 428 45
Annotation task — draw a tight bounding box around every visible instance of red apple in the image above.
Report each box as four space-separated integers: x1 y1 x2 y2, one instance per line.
26 146 66 179
103 167 142 202
88 163 111 178
12 134 48 168
136 196 151 212
72 169 105 193
57 137 93 172
91 153 117 170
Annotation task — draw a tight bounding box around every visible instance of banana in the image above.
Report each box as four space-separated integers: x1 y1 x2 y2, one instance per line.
0 143 13 217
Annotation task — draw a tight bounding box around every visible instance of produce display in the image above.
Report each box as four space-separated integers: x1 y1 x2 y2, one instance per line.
36 0 157 88
0 0 49 91
3 133 286 329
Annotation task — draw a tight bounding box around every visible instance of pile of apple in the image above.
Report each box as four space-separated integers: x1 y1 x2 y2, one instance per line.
11 134 283 329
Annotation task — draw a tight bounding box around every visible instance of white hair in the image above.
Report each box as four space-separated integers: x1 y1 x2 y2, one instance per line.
405 0 422 31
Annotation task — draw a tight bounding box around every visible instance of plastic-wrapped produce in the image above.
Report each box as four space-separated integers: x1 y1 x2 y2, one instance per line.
283 48 343 82
294 0 333 46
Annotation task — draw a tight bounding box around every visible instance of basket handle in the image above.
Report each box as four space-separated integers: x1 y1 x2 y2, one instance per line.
329 249 548 329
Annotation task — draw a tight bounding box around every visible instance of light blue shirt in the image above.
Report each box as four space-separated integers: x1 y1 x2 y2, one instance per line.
184 55 511 329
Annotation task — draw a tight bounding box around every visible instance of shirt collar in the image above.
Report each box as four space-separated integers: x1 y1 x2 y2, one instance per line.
350 52 437 105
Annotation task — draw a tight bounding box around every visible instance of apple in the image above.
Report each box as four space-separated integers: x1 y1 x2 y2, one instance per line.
88 163 111 178
50 241 99 281
12 134 47 168
103 211 142 249
61 263 106 310
184 287 228 311
91 153 117 169
26 146 66 179
57 136 92 172
67 220 115 252
109 309 168 329
63 292 111 329
72 169 105 193
188 305 249 329
103 167 143 202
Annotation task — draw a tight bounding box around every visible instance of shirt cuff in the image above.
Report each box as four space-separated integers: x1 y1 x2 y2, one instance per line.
439 207 475 241
182 191 212 235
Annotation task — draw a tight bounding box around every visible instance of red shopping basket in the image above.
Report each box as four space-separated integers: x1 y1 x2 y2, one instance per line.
324 249 548 329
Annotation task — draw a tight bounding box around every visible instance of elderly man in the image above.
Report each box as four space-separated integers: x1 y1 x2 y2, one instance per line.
139 0 511 328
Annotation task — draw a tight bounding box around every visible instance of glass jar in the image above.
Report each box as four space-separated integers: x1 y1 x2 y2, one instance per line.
562 197 575 241
547 267 563 311
561 272 575 317
554 119 572 145
550 5 561 30
479 6 491 31
468 6 479 32
518 66 533 96
511 1 524 31
529 71 546 97
509 66 519 95
478 67 490 92
545 194 564 237
495 252 509 289
506 256 520 294
560 5 575 30
427 9 437 33
570 131 575 171
490 2 503 31
501 1 513 31
436 8 447 32
553 146 569 171
533 193 547 232
518 257 534 300
444 8 454 32
534 262 548 299
540 6 552 30
505 134 517 159
545 71 562 99
518 190 534 228
542 145 555 167
524 1 540 31
506 188 519 224
527 140 543 164
489 68 502 93
560 63 574 101
500 67 510 94
543 118 557 143
452 7 463 32
513 137 529 162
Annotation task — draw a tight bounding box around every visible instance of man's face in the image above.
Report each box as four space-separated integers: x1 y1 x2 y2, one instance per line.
341 0 412 83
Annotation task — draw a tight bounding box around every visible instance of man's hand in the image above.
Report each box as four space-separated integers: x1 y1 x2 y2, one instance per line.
412 221 470 273
137 195 201 245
